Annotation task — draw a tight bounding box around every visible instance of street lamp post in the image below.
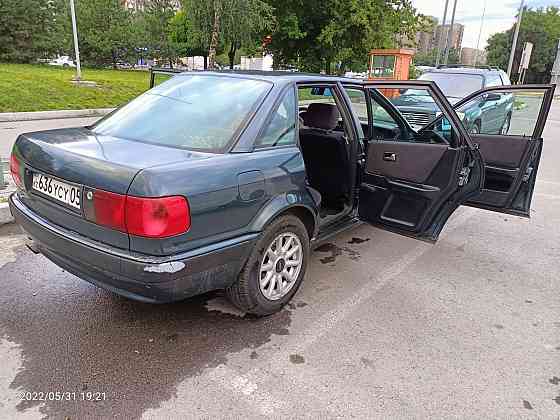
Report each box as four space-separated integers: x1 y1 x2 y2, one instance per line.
435 0 450 67
443 0 458 65
69 0 82 81
473 0 487 67
507 0 525 78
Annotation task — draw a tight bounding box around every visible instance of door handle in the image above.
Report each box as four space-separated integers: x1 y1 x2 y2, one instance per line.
383 152 397 162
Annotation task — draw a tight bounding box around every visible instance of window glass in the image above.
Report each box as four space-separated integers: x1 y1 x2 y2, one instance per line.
92 75 271 152
484 73 503 87
298 86 350 136
500 72 511 85
418 72 484 99
455 89 546 137
371 86 458 144
343 88 368 122
298 86 337 107
255 89 297 148
371 55 396 77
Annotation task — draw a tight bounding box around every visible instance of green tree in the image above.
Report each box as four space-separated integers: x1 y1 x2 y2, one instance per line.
265 0 422 74
52 0 136 67
0 0 58 62
414 47 460 67
486 7 560 83
169 8 211 68
137 0 179 67
182 0 274 69
222 0 274 69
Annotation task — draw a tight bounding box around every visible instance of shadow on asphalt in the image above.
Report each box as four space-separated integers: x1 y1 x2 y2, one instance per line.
0 246 293 419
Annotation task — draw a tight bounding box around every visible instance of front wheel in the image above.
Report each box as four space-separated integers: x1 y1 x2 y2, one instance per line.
226 215 309 316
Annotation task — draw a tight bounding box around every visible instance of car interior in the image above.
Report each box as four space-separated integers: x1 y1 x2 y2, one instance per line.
297 86 353 222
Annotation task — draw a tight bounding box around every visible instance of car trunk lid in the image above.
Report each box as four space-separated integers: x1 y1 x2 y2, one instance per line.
13 127 212 249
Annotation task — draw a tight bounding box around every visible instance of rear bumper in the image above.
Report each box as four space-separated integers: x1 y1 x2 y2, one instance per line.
9 193 257 303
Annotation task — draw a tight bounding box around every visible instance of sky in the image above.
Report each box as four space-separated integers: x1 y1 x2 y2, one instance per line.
411 0 560 49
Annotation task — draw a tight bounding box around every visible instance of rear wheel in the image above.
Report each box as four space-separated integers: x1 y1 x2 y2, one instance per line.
226 215 309 316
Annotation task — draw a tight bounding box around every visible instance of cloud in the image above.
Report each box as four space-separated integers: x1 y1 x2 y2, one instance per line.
506 0 560 8
456 14 517 23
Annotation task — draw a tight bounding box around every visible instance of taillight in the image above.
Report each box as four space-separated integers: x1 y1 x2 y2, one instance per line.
126 195 190 238
10 153 23 189
92 189 127 232
84 188 190 238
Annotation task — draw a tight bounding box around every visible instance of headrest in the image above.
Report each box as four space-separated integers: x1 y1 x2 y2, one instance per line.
302 103 340 131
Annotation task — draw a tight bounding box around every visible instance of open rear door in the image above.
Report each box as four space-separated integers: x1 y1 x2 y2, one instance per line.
452 85 556 217
355 81 484 242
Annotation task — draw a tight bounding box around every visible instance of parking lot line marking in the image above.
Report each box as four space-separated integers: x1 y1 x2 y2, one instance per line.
245 207 478 381
535 192 560 199
538 179 560 187
161 208 477 416
206 365 286 416
0 336 45 420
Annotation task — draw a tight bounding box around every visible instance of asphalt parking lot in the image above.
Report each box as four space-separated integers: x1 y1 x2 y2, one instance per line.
0 101 559 419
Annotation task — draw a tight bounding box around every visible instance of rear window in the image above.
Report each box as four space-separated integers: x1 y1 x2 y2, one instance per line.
92 75 271 152
419 72 484 99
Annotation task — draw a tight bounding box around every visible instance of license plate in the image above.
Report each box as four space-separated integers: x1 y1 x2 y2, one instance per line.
32 173 81 209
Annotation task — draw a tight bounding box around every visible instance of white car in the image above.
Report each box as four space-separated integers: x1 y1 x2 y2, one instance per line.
48 56 76 68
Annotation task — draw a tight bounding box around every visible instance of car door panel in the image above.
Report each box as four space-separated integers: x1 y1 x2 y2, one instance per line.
473 134 529 168
351 80 483 242
360 146 462 231
469 137 542 212
366 141 448 184
454 84 555 217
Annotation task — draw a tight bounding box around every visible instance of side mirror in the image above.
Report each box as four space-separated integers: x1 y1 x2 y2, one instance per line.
398 88 407 95
479 92 501 106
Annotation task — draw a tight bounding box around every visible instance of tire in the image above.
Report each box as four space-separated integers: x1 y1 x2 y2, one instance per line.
226 215 310 316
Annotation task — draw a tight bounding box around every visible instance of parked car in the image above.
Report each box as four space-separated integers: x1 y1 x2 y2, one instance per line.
9 72 555 315
394 66 513 134
48 56 76 68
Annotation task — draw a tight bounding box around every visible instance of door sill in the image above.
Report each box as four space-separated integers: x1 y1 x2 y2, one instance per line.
311 216 362 250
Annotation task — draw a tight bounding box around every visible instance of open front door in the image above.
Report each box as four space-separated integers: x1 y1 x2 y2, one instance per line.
452 85 555 217
355 81 484 242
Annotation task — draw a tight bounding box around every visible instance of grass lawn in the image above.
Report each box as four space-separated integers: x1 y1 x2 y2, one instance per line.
0 63 169 112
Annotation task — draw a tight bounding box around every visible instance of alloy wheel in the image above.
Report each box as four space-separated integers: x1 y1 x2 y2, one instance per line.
259 232 303 301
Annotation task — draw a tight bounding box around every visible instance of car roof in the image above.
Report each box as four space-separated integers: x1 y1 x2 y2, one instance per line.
423 67 505 76
173 70 359 85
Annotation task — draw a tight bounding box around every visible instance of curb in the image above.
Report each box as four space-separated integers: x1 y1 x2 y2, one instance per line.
0 202 13 226
0 108 114 123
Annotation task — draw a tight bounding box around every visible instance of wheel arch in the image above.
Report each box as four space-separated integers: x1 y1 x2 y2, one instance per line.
249 193 318 240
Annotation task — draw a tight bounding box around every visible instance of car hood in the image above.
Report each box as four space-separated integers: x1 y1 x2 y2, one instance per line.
14 127 214 194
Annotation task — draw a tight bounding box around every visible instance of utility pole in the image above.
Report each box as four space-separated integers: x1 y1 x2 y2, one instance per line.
443 0 458 65
507 0 525 77
435 0 450 67
69 0 82 81
473 0 487 67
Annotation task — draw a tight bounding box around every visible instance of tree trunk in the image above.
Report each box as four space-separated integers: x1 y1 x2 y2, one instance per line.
208 1 221 70
325 59 331 75
228 41 237 70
